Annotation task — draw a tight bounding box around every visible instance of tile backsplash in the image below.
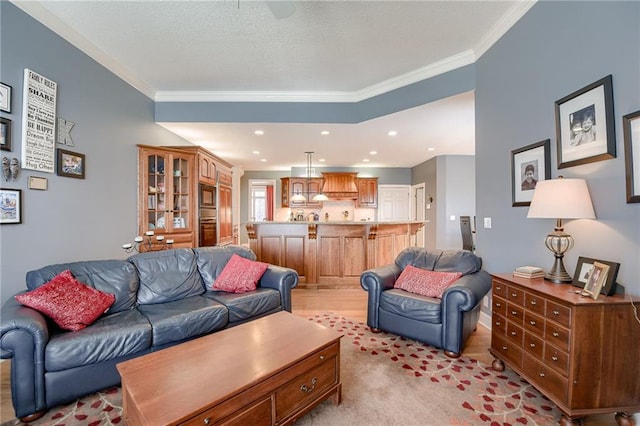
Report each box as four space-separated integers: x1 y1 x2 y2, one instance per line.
275 200 376 222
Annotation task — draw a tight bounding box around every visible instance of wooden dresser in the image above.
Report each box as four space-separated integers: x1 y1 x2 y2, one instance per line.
490 274 640 426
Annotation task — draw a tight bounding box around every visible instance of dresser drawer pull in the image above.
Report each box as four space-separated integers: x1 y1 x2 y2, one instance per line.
301 377 318 393
495 321 501 326
529 343 536 348
502 346 508 350
496 303 502 307
496 286 502 291
530 300 537 306
319 355 325 360
551 356 558 361
511 311 518 315
530 320 536 325
204 418 211 425
511 293 518 297
511 331 517 336
552 332 559 337
539 372 545 377
553 310 560 315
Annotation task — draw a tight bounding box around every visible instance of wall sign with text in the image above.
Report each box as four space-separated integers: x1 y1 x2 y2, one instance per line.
21 69 57 173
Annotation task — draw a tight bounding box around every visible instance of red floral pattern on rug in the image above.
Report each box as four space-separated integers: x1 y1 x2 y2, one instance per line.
309 313 560 426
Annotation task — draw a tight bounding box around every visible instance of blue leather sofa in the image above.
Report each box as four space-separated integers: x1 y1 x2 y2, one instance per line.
360 247 491 358
0 245 298 422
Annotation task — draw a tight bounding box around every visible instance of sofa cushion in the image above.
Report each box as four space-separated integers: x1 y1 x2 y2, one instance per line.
137 295 228 346
212 254 268 293
25 260 138 314
204 288 281 323
434 250 482 275
394 266 462 298
128 248 204 305
16 270 116 331
194 245 258 291
395 248 444 271
379 289 442 324
45 309 152 371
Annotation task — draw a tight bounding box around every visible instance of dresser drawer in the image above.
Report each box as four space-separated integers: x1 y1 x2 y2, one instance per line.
523 354 568 404
524 311 545 336
524 292 546 316
275 357 337 421
492 334 523 368
545 323 570 351
492 280 507 299
492 314 507 336
547 301 571 328
492 297 507 318
506 304 524 325
523 332 544 360
506 286 524 306
544 345 569 377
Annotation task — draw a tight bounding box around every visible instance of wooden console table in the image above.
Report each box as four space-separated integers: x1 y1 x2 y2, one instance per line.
117 312 343 425
490 274 640 425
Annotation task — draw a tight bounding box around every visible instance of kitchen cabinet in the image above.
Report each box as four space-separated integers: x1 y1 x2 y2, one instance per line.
198 151 217 185
490 274 640 425
356 178 378 208
281 177 324 208
217 170 233 245
138 145 196 249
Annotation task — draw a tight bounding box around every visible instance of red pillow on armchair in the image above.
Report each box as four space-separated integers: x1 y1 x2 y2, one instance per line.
213 254 269 293
394 265 462 298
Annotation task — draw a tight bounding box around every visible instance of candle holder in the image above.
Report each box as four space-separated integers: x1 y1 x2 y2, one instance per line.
122 231 174 253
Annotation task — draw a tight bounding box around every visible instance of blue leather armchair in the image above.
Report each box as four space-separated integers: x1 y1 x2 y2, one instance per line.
360 247 491 358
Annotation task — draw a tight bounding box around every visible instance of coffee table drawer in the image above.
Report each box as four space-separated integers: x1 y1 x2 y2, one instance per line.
183 396 272 426
275 356 338 421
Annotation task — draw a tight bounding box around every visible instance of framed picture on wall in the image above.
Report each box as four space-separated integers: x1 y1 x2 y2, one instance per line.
623 109 640 203
0 82 11 113
0 188 22 224
555 75 616 169
56 149 85 179
511 139 551 206
0 117 11 151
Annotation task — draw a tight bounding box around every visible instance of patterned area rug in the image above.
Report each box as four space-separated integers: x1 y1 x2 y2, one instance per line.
3 313 560 425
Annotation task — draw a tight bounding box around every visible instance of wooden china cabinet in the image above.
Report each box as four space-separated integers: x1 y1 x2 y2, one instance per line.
490 274 640 426
217 169 233 245
137 145 197 249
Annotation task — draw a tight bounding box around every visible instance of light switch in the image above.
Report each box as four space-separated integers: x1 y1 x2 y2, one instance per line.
450 215 456 221
484 217 492 228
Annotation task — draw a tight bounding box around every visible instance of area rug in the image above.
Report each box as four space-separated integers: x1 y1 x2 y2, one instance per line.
2 313 560 425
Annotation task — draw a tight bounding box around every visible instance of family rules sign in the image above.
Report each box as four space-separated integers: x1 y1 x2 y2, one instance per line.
21 69 57 173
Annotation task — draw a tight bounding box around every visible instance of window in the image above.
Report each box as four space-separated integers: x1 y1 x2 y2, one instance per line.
248 179 275 222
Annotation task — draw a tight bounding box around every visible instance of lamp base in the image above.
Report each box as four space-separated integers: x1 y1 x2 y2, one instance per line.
544 255 573 284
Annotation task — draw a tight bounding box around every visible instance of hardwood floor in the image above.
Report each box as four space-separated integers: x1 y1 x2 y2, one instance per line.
0 288 619 424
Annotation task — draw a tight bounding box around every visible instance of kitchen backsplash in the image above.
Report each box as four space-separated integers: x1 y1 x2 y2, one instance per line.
275 200 376 222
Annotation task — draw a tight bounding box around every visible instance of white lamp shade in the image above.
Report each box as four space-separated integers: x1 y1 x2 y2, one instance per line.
291 193 306 202
312 193 329 201
527 178 595 219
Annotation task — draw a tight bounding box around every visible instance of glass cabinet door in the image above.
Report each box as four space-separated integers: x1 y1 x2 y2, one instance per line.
146 154 167 231
172 155 190 230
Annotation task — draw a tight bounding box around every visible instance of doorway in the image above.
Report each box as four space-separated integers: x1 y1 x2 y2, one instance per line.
411 183 426 247
248 179 276 222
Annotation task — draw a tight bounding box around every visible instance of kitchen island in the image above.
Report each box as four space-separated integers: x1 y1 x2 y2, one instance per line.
245 221 425 288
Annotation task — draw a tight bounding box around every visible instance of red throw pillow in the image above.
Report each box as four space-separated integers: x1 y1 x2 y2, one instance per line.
393 265 462 298
213 254 269 293
15 270 115 331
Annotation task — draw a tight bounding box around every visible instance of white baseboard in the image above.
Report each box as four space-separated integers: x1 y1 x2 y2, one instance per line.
479 310 491 330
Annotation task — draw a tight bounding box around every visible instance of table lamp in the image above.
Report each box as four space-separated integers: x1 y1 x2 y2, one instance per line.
526 177 595 283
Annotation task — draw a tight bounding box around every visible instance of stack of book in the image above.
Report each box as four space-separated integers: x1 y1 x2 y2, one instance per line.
513 266 544 279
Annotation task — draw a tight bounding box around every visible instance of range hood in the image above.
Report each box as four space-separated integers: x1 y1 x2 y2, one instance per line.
321 172 358 200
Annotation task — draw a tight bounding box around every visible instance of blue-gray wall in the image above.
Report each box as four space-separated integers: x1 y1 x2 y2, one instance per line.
475 1 640 293
0 3 191 304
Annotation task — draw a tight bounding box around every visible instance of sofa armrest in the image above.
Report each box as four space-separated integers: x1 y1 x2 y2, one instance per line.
360 264 402 329
441 270 492 312
258 265 299 312
0 295 50 417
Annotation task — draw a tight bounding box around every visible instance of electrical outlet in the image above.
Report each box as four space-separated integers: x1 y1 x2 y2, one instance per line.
450 215 456 221
484 217 492 228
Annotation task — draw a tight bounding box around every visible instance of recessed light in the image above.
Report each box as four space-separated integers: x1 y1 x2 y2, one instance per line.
427 147 435 151
321 130 330 135
252 151 260 155
260 158 267 162
318 158 326 162
369 151 377 155
254 130 264 136
387 130 397 136
362 159 370 163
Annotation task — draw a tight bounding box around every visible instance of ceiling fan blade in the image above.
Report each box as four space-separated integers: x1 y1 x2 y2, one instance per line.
266 1 296 19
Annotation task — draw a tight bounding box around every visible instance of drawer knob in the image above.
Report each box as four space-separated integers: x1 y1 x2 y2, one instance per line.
511 293 517 297
319 355 325 360
511 311 517 315
300 377 318 393
552 356 558 361
553 310 560 315
204 418 211 425
530 320 536 325
496 286 502 291
502 346 508 350
511 331 517 336
496 303 502 307
530 343 536 348
539 372 545 377
530 300 537 306
495 321 501 326
552 332 559 337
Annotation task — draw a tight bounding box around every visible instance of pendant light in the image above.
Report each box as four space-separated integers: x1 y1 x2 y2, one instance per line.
307 152 329 202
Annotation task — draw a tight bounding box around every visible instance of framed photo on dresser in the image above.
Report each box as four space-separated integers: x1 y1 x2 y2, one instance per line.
572 256 620 296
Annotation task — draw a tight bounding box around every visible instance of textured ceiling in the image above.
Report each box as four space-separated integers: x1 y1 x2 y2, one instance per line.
14 0 535 170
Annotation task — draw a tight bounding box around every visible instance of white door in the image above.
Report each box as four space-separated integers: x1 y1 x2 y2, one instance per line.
378 185 410 222
411 183 426 247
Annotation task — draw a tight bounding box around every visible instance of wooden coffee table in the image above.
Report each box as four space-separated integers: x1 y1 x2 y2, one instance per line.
116 311 343 425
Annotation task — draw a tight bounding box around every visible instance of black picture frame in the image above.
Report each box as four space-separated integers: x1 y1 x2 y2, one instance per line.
56 149 86 179
623 109 640 203
0 188 22 224
0 117 11 152
555 75 616 169
571 256 620 296
511 139 551 206
0 82 11 113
